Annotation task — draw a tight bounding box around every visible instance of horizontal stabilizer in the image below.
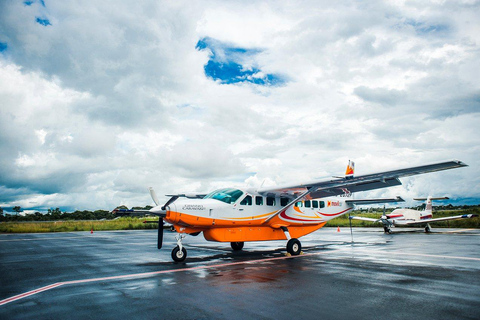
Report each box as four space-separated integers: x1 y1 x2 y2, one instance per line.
413 197 449 201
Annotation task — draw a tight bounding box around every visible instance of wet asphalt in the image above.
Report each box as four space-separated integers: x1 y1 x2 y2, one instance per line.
1 227 479 319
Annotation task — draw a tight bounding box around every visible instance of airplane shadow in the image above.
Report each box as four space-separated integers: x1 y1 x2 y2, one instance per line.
137 243 346 267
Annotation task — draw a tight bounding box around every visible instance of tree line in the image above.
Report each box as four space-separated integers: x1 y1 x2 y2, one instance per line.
0 207 115 222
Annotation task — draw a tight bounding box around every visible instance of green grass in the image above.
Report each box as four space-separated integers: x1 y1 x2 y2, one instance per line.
0 217 160 233
1 208 479 233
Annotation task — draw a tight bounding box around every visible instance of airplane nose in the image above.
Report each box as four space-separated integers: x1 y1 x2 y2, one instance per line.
149 205 167 217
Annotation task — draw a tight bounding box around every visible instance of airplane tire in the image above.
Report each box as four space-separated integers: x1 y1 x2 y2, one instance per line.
287 238 301 255
231 242 244 251
171 246 187 262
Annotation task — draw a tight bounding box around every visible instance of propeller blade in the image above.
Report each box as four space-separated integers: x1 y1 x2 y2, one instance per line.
162 195 179 211
157 218 163 249
149 187 160 206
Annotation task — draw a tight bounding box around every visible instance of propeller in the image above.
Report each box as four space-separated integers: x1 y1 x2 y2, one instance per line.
148 188 178 250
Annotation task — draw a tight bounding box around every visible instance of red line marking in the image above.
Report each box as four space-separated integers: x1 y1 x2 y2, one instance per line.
0 283 64 306
0 250 334 306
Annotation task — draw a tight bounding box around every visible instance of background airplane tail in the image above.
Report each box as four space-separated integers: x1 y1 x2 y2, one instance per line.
413 196 449 214
345 160 355 179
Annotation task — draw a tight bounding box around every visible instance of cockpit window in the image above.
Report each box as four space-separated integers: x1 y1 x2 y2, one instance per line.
204 188 244 204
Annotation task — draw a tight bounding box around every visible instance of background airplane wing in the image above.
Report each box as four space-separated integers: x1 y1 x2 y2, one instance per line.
257 160 467 199
403 214 478 225
350 216 382 223
345 196 404 205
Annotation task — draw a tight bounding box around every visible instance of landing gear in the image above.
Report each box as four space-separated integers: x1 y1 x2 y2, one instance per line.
171 233 187 262
281 227 302 256
286 238 302 255
172 246 187 262
231 242 244 251
425 224 432 233
383 226 392 234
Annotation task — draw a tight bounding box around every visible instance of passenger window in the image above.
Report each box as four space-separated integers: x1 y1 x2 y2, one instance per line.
280 197 289 206
304 200 311 208
312 200 318 208
240 195 252 205
296 201 303 207
319 201 325 208
266 197 275 206
255 196 263 206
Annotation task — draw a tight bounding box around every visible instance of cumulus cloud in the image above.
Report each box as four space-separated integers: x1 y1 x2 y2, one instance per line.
0 0 479 211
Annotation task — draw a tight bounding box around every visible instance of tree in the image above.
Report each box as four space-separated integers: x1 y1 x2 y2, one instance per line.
12 206 22 214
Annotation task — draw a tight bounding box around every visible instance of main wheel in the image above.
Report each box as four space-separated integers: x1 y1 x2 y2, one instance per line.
286 238 301 255
425 225 431 233
171 246 187 262
231 242 244 251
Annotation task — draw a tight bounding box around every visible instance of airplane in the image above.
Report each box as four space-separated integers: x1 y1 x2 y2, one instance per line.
131 159 466 262
350 196 478 233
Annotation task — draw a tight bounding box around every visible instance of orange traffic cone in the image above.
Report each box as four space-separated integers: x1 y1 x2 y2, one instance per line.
91 228 93 234
337 226 340 232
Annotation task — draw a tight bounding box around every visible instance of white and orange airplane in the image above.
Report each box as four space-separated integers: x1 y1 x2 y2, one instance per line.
350 196 478 233
134 160 466 262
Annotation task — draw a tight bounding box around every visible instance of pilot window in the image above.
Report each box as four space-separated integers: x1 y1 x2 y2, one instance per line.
266 197 275 206
312 200 318 208
280 197 288 206
304 200 311 208
255 196 263 205
240 195 252 205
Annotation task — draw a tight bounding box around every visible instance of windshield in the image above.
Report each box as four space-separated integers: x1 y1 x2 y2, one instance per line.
203 188 244 204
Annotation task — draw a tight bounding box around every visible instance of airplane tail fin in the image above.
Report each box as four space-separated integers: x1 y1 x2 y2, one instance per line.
413 196 449 214
345 160 355 179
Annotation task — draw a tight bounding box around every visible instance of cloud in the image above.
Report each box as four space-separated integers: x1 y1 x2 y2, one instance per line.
0 1 479 211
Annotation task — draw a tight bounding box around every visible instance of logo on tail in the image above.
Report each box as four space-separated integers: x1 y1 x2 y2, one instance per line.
345 160 355 179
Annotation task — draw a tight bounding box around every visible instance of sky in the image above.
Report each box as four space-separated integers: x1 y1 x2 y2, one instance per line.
1 0 479 213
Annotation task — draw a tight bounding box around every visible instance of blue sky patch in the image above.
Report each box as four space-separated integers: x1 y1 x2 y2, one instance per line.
0 42 7 52
36 17 51 26
196 37 285 86
404 19 450 36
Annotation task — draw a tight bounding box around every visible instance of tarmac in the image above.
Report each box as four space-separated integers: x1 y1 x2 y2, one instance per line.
1 227 479 319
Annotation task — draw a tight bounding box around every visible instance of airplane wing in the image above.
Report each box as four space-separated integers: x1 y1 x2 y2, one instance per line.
257 160 467 199
350 216 382 223
345 196 404 205
403 214 478 225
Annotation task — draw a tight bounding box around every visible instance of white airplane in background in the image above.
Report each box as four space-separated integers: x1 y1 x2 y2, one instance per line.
126 160 466 262
350 196 478 233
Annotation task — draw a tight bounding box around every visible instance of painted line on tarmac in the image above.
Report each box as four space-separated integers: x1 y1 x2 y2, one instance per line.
0 283 64 306
0 250 334 307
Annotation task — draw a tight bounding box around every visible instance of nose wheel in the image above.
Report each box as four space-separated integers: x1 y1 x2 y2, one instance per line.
171 234 187 262
172 246 187 262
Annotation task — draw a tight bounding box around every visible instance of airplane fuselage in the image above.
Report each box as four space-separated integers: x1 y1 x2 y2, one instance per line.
163 188 353 242
386 208 433 226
